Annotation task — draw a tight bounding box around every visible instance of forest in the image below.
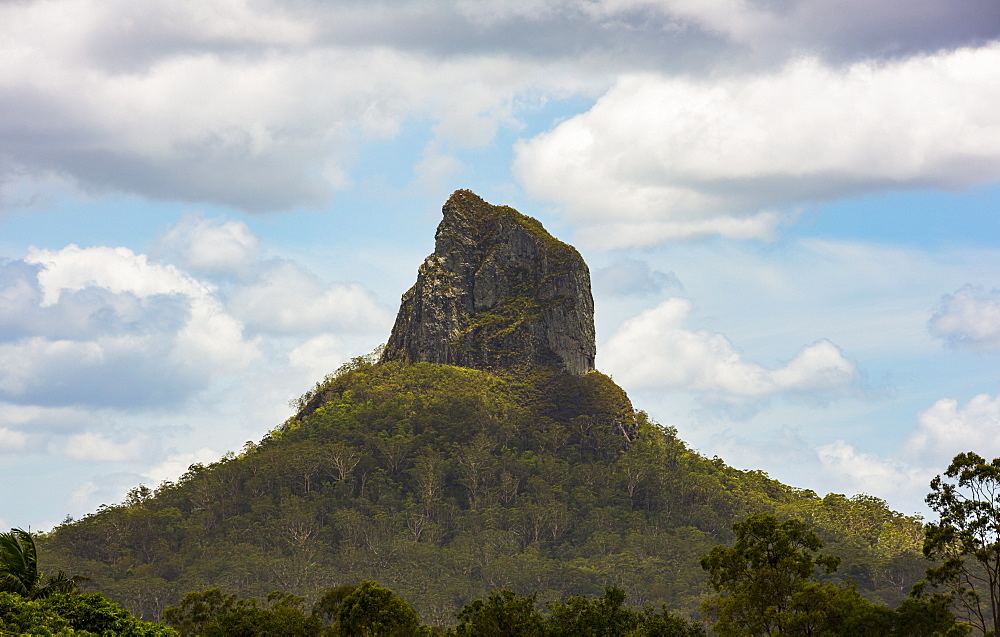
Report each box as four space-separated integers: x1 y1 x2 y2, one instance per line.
3 353 998 634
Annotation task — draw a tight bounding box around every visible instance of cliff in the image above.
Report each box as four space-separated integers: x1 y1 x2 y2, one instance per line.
381 190 596 375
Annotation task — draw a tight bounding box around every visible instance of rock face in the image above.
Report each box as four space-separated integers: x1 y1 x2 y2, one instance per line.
381 190 596 375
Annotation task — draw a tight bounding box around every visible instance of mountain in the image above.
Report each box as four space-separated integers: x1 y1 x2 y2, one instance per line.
381 189 595 375
40 192 927 626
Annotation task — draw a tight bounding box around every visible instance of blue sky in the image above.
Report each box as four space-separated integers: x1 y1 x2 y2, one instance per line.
1 0 999 530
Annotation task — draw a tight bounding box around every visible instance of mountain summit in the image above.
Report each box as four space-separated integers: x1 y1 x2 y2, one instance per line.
381 190 596 375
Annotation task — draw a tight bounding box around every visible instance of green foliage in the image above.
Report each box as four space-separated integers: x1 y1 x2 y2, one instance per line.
700 514 842 634
543 586 704 636
702 513 968 636
41 360 927 625
894 595 971 636
0 591 73 635
452 587 704 636
454 589 543 636
163 588 325 636
0 591 174 635
0 527 78 599
921 451 1000 635
313 584 357 626
337 580 422 636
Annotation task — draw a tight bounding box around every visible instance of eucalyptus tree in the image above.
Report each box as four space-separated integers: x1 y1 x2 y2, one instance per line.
922 451 1000 635
700 513 841 635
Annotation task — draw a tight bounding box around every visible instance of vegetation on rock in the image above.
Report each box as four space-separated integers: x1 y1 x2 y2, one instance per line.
381 190 596 375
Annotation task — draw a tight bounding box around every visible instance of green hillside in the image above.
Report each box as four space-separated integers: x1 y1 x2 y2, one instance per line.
41 353 926 626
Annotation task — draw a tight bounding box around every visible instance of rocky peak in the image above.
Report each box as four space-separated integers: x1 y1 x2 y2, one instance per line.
381 190 596 375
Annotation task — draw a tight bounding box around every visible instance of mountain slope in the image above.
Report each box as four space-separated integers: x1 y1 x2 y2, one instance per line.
42 354 925 624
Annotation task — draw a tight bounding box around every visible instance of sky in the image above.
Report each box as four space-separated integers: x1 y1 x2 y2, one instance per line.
1 0 999 531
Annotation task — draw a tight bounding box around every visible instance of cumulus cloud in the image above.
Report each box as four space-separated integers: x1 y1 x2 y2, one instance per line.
228 261 391 335
515 44 1000 247
929 284 1000 350
708 425 817 470
0 245 259 408
601 297 859 401
153 213 261 277
0 402 94 437
815 439 932 505
907 393 1000 466
0 0 595 212
4 0 992 214
68 482 100 512
26 245 207 305
149 212 392 335
287 334 350 383
65 473 143 517
812 393 1000 509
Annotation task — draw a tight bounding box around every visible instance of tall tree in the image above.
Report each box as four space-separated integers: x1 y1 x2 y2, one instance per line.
700 514 840 635
337 580 423 636
454 589 543 636
0 528 76 600
922 451 1000 635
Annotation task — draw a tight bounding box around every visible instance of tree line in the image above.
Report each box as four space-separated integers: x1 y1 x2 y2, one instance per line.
6 450 1000 633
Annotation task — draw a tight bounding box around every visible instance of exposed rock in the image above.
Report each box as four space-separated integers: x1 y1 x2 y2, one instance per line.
381 190 596 375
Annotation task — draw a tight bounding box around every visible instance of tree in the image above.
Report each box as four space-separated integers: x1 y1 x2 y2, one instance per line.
0 527 77 599
0 591 174 635
922 451 1000 635
163 588 324 636
700 514 841 635
337 580 423 636
163 588 241 636
313 584 357 626
893 594 970 637
454 589 543 636
545 586 641 635
45 592 177 635
544 587 704 636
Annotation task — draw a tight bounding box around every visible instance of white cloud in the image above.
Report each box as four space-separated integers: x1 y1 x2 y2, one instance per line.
810 393 1000 511
2 0 993 216
0 427 28 452
0 402 94 437
815 439 931 506
142 447 220 486
1 244 259 407
0 0 600 212
515 44 1000 247
413 144 466 193
288 334 349 383
63 431 145 462
172 295 260 371
63 472 145 518
601 297 858 399
25 245 208 306
929 284 1000 350
907 393 1000 467
228 261 391 334
154 213 260 276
